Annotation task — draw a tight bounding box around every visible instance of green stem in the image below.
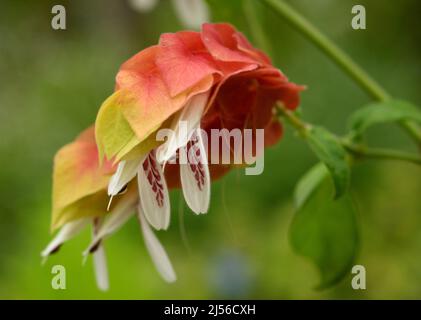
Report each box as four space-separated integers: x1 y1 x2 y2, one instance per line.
277 103 421 165
263 0 388 101
342 142 421 165
263 0 421 144
275 103 311 136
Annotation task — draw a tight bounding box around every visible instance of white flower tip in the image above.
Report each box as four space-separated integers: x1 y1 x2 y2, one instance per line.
184 195 209 214
94 251 109 291
107 159 139 199
41 219 89 266
139 209 177 284
82 253 89 266
40 249 48 258
40 243 61 258
98 282 109 292
106 196 114 211
139 204 170 231
93 246 109 292
164 270 177 283
193 207 208 215
82 249 89 258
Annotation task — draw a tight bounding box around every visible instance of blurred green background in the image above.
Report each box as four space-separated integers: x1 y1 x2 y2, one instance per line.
0 0 420 299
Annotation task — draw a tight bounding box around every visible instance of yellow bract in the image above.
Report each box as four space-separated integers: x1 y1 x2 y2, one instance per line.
95 90 139 162
52 191 109 231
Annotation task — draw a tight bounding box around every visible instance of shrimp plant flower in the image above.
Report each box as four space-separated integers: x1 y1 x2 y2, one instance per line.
42 23 304 290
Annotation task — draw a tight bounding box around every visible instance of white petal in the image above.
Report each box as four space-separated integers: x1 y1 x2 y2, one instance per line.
180 129 210 214
138 206 176 283
41 218 89 258
128 0 159 12
91 219 109 291
108 159 142 197
84 191 138 255
156 91 209 164
171 0 210 29
93 244 109 291
138 151 170 230
108 160 124 196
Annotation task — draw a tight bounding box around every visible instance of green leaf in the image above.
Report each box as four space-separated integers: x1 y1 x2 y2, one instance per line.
306 126 350 199
290 178 359 289
348 100 421 137
294 162 328 209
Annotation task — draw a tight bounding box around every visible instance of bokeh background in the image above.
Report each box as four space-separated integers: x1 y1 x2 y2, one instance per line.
0 0 420 299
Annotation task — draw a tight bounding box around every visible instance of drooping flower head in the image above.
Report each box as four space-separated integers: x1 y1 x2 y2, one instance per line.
43 23 304 290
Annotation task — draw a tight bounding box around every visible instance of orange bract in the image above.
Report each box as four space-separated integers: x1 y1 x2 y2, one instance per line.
52 127 115 229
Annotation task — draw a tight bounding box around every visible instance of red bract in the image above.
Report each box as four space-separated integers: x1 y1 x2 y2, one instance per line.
108 23 303 187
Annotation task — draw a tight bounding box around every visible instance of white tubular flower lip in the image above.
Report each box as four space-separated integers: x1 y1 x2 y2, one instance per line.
138 150 170 230
107 157 144 210
180 128 210 214
156 91 210 164
41 218 90 260
107 160 125 196
108 159 144 197
93 244 109 291
92 218 109 292
138 205 177 283
85 191 138 255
